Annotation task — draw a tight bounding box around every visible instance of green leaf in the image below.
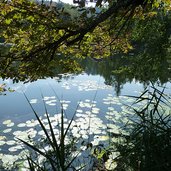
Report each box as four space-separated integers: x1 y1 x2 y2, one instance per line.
5 19 12 25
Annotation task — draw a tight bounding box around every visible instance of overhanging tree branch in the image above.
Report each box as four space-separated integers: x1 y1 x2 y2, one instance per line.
21 0 149 60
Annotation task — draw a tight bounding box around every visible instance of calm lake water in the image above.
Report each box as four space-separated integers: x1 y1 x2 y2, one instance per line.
0 57 171 169
0 73 144 121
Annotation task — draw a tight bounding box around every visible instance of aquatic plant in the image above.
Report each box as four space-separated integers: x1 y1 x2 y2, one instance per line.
18 94 89 171
3 79 170 170
110 85 171 171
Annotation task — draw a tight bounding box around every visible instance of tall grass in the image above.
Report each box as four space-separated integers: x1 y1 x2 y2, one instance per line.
17 85 171 171
111 85 171 171
19 94 88 171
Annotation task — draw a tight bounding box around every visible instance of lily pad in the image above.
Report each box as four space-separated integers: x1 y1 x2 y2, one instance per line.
6 122 14 127
8 146 18 152
17 123 26 127
3 120 12 125
3 128 12 133
30 99 38 104
0 141 6 146
0 136 6 141
6 140 16 146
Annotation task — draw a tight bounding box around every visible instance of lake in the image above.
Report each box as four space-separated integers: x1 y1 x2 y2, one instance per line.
0 56 171 170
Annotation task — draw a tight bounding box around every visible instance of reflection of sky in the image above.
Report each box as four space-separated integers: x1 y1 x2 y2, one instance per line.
1 73 171 169
1 73 171 123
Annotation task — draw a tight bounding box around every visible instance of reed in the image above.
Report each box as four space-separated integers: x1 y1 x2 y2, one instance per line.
111 85 171 171
18 93 87 171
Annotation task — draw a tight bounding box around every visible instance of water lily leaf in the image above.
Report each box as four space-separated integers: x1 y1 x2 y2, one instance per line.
3 120 12 125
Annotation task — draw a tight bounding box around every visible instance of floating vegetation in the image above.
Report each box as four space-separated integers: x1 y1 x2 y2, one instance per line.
3 128 12 133
3 120 12 125
1 154 19 169
105 158 117 170
8 147 17 152
29 99 38 104
60 78 113 92
6 122 14 127
6 140 16 146
0 136 6 141
0 141 6 146
76 109 83 113
17 123 26 128
0 88 144 170
2 74 169 170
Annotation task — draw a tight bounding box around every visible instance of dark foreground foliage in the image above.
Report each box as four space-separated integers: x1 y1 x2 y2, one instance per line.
109 86 171 171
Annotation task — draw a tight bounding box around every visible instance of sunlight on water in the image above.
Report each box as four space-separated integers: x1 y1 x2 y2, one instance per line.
0 73 170 170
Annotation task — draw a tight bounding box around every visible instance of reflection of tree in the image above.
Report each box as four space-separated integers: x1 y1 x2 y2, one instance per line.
80 56 129 95
127 11 171 84
1 43 171 95
80 48 171 95
80 12 171 95
0 10 170 94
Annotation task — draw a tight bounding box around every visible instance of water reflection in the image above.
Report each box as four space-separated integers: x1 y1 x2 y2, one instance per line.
1 40 171 95
80 52 171 95
0 45 171 170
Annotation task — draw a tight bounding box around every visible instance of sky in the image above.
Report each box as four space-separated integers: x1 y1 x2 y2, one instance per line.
53 0 73 4
54 0 96 7
60 0 73 4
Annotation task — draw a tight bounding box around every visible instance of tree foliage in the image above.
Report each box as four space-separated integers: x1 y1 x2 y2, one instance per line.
0 0 170 81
